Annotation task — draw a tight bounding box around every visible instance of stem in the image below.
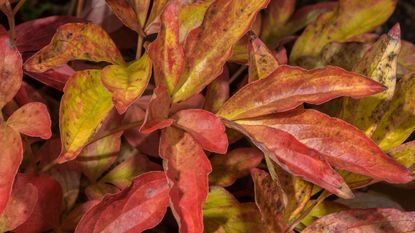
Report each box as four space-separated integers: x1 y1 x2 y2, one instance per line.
76 0 84 18
86 120 144 146
41 160 57 173
229 65 247 84
0 2 16 41
12 0 26 15
136 35 144 59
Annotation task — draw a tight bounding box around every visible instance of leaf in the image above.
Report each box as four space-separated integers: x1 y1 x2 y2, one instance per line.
106 0 149 33
0 25 22 109
178 0 215 43
139 86 173 134
203 186 262 233
75 172 170 233
398 40 415 74
100 153 161 190
318 42 371 70
14 174 63 233
159 126 212 233
172 109 228 154
101 53 151 113
372 73 415 151
302 208 415 233
15 16 83 53
172 0 269 103
389 141 415 170
260 0 295 44
342 24 401 135
24 23 124 73
0 124 22 215
217 65 385 120
61 200 100 232
6 102 52 139
300 201 347 228
0 177 38 232
145 0 168 34
25 64 75 91
237 109 413 184
248 32 280 82
224 120 353 199
290 0 397 64
209 148 263 187
147 3 184 94
57 70 114 163
251 168 287 233
204 67 229 113
262 2 337 46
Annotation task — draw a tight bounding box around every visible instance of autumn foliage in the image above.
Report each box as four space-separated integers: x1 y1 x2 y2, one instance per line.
1 0 415 232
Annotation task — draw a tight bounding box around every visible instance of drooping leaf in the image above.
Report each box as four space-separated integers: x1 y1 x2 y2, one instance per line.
224 120 353 199
147 3 184 94
204 67 229 113
6 102 52 139
217 65 385 120
172 109 228 154
0 124 22 215
237 109 413 184
57 70 113 163
203 186 262 233
0 25 22 109
101 53 152 113
159 126 212 233
139 86 173 134
210 148 263 187
105 0 149 33
372 73 415 151
14 174 63 233
0 176 38 232
342 25 401 135
15 16 83 53
172 0 270 103
251 168 287 233
24 64 75 91
248 32 280 82
24 23 124 73
75 172 170 233
290 0 397 64
302 208 415 233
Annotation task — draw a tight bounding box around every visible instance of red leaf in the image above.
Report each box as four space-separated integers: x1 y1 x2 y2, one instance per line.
15 16 84 53
160 126 212 233
224 120 353 199
0 176 38 232
140 86 173 134
14 174 63 233
217 65 386 120
6 102 52 139
172 109 228 154
303 208 415 233
75 171 170 233
24 64 75 91
237 109 413 184
0 124 22 214
0 25 22 109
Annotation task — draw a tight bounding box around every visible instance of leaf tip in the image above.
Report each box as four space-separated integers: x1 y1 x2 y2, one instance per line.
388 23 401 40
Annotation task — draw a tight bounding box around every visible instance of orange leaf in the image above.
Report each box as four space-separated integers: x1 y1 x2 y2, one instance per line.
217 65 385 120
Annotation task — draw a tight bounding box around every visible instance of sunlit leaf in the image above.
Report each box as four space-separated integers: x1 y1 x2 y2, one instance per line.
6 102 52 139
101 53 151 114
57 70 113 163
248 32 279 82
75 172 170 233
172 0 269 103
179 0 214 43
217 65 385 120
25 23 124 73
160 126 212 233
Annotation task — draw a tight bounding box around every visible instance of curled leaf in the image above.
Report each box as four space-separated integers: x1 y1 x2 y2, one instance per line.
25 23 124 73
